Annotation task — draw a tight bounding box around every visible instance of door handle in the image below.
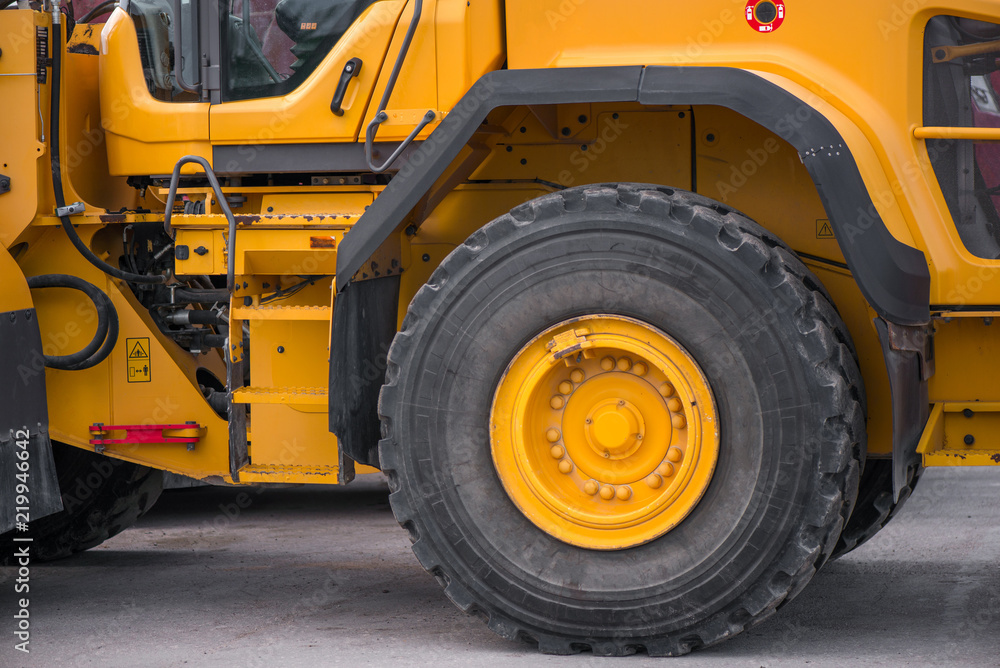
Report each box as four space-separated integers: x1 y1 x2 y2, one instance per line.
331 58 363 116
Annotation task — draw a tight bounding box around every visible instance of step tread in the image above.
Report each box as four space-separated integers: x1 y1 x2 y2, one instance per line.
232 386 329 405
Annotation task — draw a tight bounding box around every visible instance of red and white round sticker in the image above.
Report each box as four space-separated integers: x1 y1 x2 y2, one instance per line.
745 0 785 33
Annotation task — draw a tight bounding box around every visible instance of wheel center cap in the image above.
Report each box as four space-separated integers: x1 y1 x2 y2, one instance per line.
585 400 643 459
594 412 630 449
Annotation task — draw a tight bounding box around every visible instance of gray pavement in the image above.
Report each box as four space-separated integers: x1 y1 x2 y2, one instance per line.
2 467 998 667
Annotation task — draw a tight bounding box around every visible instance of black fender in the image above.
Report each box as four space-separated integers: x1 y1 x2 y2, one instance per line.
336 65 930 324
330 65 931 467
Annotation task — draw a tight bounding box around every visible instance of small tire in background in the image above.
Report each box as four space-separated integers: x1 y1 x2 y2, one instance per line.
0 441 163 564
832 459 922 558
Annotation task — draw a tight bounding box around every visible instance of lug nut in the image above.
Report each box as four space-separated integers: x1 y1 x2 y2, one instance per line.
550 395 565 410
657 462 675 477
672 414 686 429
546 428 561 443
550 445 565 459
667 398 682 413
616 357 632 372
600 356 616 371
616 486 632 501
632 362 648 376
558 381 574 395
599 485 615 500
570 369 586 383
666 446 683 463
584 480 599 495
645 473 663 489
558 460 573 474
659 382 675 397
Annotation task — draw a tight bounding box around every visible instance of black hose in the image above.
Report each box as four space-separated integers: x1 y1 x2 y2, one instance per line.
49 17 167 285
171 288 231 303
79 0 116 23
27 274 120 371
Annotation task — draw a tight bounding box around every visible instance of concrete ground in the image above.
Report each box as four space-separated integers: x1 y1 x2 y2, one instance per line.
2 467 998 667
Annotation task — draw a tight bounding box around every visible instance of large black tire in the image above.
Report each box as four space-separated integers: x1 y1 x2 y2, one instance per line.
379 184 865 655
832 459 921 558
0 441 163 563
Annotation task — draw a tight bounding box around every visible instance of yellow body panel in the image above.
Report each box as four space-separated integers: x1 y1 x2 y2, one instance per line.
99 8 211 175
502 0 1000 307
0 10 50 247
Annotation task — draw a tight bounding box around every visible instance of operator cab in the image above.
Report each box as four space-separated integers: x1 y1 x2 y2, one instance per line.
127 0 379 102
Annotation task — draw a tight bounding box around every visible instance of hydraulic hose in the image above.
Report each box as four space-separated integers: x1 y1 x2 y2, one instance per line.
27 274 120 371
48 8 166 285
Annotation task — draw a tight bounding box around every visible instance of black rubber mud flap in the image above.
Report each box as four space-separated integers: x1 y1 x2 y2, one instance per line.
0 308 63 534
328 275 400 468
874 318 930 501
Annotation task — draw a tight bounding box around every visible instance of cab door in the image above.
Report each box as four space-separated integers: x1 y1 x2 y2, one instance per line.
209 0 406 166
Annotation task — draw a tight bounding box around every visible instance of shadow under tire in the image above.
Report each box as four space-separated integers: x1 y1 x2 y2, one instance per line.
0 441 164 563
378 184 865 656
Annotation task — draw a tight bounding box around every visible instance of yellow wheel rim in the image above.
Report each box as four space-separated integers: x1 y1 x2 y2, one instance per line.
490 315 719 550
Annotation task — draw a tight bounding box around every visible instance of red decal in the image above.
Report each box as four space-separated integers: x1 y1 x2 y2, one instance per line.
745 0 785 33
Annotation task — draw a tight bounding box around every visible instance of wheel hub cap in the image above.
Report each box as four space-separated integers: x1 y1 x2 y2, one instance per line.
490 315 720 550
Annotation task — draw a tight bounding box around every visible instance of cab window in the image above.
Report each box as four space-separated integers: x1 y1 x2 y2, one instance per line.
924 15 1000 259
222 0 379 101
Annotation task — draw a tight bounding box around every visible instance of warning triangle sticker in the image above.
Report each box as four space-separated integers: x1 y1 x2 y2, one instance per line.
817 221 835 238
129 341 149 359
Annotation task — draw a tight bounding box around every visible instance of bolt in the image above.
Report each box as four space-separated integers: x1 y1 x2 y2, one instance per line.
558 381 574 395
550 445 565 459
550 395 565 410
963 409 974 418
583 480 599 495
666 446 683 463
615 486 632 501
599 485 615 500
277 346 285 353
645 474 662 489
672 414 686 429
659 383 675 397
964 434 975 446
667 398 682 412
570 368 585 384
558 459 573 474
546 428 561 443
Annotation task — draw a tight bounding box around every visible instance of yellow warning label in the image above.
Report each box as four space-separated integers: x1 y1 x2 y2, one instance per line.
126 337 151 383
816 219 835 239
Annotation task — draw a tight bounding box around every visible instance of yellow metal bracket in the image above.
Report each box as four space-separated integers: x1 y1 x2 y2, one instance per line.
916 402 1000 466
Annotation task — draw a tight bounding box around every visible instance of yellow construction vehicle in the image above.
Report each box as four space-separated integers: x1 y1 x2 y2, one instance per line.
2 0 1000 655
